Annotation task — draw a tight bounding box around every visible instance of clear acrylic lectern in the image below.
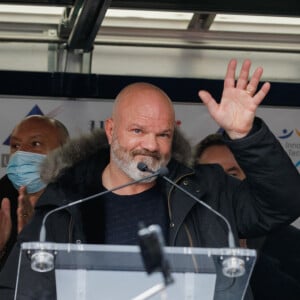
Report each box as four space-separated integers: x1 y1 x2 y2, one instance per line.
15 242 256 300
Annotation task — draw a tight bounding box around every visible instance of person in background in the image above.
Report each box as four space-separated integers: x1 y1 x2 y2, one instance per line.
0 115 69 269
193 133 246 179
193 133 300 299
1 59 300 300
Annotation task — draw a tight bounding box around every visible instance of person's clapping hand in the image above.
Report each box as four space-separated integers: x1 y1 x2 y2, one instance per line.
0 198 12 253
17 186 34 234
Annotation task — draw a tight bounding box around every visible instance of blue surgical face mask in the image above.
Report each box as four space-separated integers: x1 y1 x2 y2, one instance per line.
7 151 47 194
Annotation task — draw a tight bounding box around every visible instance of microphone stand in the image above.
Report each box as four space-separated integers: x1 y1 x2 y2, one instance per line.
131 283 167 300
32 168 164 273
137 162 246 278
160 175 245 278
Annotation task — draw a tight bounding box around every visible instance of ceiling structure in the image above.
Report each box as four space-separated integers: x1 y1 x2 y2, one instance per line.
0 0 299 72
0 0 298 104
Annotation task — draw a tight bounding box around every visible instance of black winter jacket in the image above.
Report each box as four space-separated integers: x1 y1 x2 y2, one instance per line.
1 118 300 300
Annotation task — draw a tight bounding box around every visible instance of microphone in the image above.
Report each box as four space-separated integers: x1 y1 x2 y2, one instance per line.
31 165 166 273
138 223 173 285
132 224 174 300
137 162 245 278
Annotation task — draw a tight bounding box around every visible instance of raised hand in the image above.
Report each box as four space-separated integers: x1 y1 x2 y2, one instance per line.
0 198 12 252
199 59 271 139
17 186 34 234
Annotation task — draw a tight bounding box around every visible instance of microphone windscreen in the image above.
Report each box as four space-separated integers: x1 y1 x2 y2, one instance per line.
137 162 169 177
137 162 148 172
158 167 169 177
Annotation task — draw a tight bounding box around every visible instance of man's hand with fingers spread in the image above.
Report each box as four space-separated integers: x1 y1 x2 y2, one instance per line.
199 59 271 140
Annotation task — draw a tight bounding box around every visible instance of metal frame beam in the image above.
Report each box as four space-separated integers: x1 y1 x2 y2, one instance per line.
0 1 74 5
0 26 298 54
66 0 111 51
110 0 300 17
1 0 300 17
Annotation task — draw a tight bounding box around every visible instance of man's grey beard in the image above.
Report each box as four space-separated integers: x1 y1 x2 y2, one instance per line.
110 136 170 182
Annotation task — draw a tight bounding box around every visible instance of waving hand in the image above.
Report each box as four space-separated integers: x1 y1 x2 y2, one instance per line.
199 59 271 139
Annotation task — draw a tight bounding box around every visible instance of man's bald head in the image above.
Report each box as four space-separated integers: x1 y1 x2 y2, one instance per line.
112 82 175 125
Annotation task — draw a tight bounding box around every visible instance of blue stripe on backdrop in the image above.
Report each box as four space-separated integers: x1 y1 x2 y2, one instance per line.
0 71 299 107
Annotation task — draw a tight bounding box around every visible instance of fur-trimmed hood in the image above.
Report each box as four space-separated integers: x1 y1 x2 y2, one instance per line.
40 127 192 184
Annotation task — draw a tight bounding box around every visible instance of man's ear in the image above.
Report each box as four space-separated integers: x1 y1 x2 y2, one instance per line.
105 118 113 144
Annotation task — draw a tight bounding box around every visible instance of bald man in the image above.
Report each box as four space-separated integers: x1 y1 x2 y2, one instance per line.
0 115 69 269
1 60 300 299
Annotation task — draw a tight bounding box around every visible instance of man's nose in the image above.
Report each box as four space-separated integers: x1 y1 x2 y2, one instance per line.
141 134 159 152
18 144 30 152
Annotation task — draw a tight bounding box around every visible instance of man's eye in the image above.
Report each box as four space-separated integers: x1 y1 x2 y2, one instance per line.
10 144 19 149
159 133 171 138
32 141 42 147
132 129 142 134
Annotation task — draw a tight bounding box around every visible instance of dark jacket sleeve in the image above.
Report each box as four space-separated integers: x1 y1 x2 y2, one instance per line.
0 198 72 300
225 118 300 236
0 175 19 270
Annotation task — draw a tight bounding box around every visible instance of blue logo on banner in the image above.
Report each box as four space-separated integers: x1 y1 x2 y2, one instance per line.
278 129 294 139
3 105 44 146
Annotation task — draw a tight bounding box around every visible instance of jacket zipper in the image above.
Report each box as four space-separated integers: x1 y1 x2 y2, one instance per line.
167 170 195 246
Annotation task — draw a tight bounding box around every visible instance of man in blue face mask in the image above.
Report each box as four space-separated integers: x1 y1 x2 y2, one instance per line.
0 115 69 269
